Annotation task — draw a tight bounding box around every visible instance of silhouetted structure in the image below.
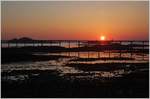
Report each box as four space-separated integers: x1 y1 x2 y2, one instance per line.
1 38 149 60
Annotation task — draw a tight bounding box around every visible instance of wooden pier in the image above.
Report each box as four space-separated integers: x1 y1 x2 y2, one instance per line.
1 40 149 60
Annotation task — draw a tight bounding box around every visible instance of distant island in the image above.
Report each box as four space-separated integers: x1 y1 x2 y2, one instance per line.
9 37 34 43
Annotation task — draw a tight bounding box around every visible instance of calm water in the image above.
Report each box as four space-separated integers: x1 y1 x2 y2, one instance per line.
2 42 79 48
2 42 149 49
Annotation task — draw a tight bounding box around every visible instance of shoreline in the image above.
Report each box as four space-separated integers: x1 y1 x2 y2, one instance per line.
2 69 149 98
1 46 149 98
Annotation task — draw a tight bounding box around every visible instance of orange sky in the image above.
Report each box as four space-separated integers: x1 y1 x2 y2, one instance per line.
1 1 149 40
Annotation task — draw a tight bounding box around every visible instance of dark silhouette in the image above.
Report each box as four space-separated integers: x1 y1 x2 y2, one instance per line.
9 37 34 43
1 38 149 98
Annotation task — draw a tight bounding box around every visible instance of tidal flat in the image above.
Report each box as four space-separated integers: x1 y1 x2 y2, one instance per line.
1 46 149 98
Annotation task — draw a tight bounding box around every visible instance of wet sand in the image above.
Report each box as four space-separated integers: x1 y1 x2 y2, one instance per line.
2 47 70 63
1 46 149 98
2 69 149 98
66 62 149 71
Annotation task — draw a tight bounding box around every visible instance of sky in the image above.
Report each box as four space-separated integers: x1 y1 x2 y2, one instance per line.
1 1 149 40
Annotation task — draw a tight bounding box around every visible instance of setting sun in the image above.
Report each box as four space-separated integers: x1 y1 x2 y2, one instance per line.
100 36 106 41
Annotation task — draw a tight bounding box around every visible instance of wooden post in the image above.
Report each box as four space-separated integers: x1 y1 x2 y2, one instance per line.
98 51 100 58
99 41 101 58
59 41 61 47
143 41 144 60
88 41 89 58
68 41 70 48
108 43 110 58
77 41 80 58
109 50 110 58
41 41 44 46
119 41 122 58
78 41 80 47
130 41 133 58
78 51 80 58
67 41 70 56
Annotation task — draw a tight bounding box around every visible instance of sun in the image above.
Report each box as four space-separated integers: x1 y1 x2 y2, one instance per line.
100 36 106 41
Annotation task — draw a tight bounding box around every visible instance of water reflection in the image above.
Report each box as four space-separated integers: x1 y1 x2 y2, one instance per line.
1 52 149 81
44 52 148 61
